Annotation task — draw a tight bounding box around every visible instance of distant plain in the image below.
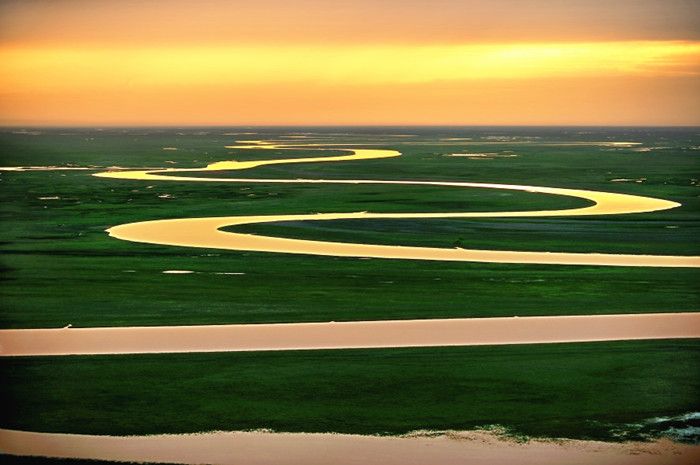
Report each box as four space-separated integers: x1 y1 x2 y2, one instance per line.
1 126 698 442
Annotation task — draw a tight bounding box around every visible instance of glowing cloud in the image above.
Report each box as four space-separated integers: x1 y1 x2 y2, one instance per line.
2 41 699 93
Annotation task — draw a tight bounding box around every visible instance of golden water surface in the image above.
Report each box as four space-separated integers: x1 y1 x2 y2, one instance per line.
95 140 699 267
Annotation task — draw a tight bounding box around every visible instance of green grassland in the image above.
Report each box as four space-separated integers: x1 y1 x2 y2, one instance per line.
1 127 698 444
1 127 698 329
2 340 699 441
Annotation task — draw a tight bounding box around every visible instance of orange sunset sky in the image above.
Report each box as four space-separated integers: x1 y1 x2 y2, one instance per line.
1 0 699 126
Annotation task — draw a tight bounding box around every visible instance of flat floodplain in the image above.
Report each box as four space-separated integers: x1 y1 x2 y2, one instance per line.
2 340 699 440
1 127 698 328
0 126 699 458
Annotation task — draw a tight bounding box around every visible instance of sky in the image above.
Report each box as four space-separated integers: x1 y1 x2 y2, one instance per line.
1 0 699 126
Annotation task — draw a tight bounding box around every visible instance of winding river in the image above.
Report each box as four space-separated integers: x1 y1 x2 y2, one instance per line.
95 140 699 267
2 139 699 464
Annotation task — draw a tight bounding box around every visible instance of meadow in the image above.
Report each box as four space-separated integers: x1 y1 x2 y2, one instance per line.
1 127 698 443
1 127 698 329
2 341 699 441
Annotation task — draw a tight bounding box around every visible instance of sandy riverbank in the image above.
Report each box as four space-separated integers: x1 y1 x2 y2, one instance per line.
2 313 698 356
1 428 698 465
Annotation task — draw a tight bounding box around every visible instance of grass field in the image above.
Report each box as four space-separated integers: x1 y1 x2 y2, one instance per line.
2 340 699 441
1 126 698 444
1 127 698 329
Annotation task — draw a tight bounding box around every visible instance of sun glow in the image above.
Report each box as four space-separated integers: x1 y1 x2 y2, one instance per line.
2 41 698 92
2 40 698 125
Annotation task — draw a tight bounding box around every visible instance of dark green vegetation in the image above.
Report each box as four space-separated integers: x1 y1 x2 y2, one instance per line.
2 340 699 441
1 127 698 329
1 128 699 443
